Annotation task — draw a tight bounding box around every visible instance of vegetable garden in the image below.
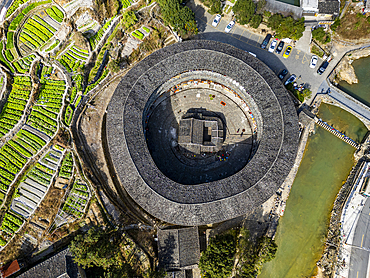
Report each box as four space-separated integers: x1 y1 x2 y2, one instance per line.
45 6 64 23
89 18 113 50
61 179 90 219
59 151 73 179
26 66 66 137
58 45 88 73
0 76 32 137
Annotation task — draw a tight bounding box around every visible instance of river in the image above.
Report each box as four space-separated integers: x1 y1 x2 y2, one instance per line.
259 103 367 277
339 56 370 107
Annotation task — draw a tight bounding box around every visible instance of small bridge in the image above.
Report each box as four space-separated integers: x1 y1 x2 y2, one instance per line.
314 117 360 149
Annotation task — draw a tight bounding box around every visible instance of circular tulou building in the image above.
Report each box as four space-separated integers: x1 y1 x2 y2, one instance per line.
106 40 299 226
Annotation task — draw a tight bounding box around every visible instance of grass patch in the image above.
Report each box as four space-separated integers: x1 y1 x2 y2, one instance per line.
311 45 324 58
335 12 370 40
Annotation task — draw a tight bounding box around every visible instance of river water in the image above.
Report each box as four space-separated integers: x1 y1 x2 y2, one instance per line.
259 103 367 277
338 56 370 107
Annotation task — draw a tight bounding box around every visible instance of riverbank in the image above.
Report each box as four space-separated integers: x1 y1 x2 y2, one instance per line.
331 47 370 85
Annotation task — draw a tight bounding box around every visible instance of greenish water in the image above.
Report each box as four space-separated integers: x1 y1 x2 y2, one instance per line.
338 56 370 107
259 104 367 278
276 0 300 7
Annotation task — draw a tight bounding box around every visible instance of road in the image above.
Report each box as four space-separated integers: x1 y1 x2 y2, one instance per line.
190 1 328 95
348 197 370 278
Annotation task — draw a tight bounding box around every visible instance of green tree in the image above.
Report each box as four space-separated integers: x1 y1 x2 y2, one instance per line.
122 11 138 30
70 226 124 269
312 27 326 42
157 0 198 36
250 14 262 28
209 0 222 15
268 15 305 40
233 0 256 25
199 231 237 278
256 0 266 13
301 88 312 99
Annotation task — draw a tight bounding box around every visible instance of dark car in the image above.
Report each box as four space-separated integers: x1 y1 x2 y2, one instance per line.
275 41 284 54
278 69 288 80
260 34 272 49
317 61 329 75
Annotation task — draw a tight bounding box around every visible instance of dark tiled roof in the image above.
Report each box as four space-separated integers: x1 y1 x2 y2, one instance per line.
17 249 80 278
106 40 300 226
158 227 200 270
318 0 339 15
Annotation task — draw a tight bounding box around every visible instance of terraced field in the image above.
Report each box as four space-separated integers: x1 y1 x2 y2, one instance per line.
58 45 89 73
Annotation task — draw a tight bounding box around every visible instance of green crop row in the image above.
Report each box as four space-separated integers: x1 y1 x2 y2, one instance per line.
20 33 41 49
29 111 57 126
35 162 54 175
2 143 27 165
21 0 52 16
0 42 15 72
142 26 150 33
29 167 52 181
14 137 37 154
6 0 28 17
8 140 32 158
122 0 131 8
89 18 113 49
132 30 144 40
6 31 15 50
46 6 64 23
18 129 46 150
27 172 49 185
0 168 15 182
4 213 23 226
33 105 58 120
23 23 50 42
62 204 82 218
66 49 88 61
86 69 109 93
64 105 73 126
45 40 59 52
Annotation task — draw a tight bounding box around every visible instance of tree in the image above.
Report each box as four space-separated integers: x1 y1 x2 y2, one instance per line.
233 0 256 25
268 15 305 40
209 0 222 15
301 88 312 99
250 14 262 28
157 0 198 36
122 11 138 30
312 27 326 43
69 226 123 269
199 231 237 278
256 0 266 14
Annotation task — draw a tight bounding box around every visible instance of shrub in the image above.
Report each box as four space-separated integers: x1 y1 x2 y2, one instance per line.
331 18 340 31
250 14 262 28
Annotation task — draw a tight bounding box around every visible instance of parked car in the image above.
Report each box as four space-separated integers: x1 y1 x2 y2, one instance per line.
278 69 288 80
310 55 318 68
212 14 222 27
260 34 272 49
284 74 297 85
283 46 292 58
224 20 235 33
268 39 278 53
317 61 329 75
275 41 284 54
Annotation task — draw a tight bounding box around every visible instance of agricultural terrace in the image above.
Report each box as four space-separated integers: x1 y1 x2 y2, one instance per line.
60 179 90 219
18 12 59 55
0 212 24 247
89 17 114 50
11 145 64 219
0 76 32 137
59 152 74 179
27 66 66 138
58 45 89 73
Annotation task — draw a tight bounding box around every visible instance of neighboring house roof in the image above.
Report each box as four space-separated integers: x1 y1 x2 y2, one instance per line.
0 260 20 278
318 0 340 15
158 227 200 271
17 249 81 278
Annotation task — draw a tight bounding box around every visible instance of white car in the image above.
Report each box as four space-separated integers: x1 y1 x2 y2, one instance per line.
268 39 278 53
310 55 318 68
212 14 222 27
224 20 235 33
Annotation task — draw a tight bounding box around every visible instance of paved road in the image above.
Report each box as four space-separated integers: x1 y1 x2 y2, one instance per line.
348 197 370 278
190 2 327 95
